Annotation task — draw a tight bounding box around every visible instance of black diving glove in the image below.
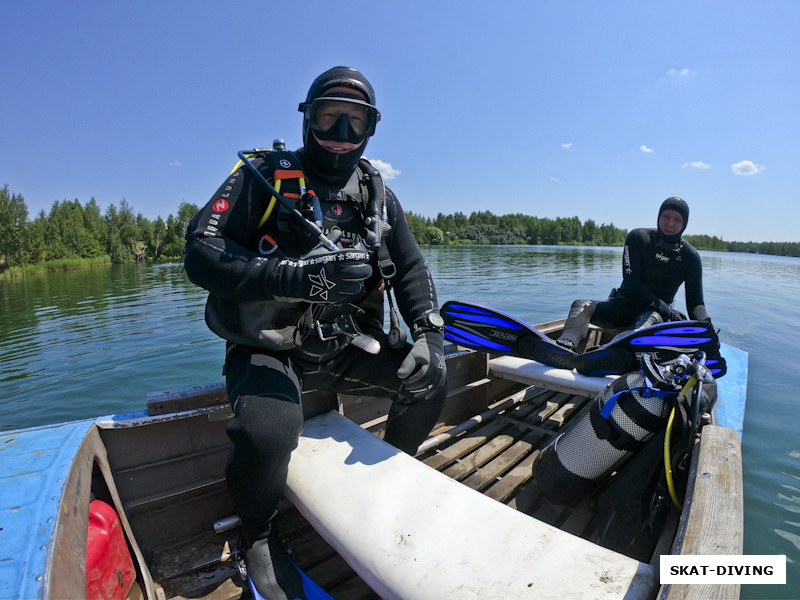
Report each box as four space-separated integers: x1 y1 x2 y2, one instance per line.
271 242 372 304
655 299 687 322
665 307 687 322
397 332 447 402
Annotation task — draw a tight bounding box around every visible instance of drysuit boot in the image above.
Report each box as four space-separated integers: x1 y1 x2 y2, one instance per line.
557 299 597 349
243 534 306 600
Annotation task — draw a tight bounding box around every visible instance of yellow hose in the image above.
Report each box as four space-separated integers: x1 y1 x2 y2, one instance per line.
258 180 280 228
231 155 306 231
664 407 681 509
664 377 697 509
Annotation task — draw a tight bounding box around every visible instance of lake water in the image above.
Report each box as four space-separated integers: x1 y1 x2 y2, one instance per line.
1 246 797 598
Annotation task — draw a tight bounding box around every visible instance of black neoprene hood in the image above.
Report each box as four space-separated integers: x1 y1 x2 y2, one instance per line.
657 196 689 242
298 66 380 186
303 66 377 106
299 66 379 145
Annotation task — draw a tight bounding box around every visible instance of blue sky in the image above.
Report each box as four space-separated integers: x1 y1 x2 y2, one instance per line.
2 1 797 243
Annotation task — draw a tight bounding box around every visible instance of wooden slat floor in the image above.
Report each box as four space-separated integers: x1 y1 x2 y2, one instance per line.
248 384 598 600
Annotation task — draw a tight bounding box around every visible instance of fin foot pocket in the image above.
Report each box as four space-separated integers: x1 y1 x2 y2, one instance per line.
243 535 308 600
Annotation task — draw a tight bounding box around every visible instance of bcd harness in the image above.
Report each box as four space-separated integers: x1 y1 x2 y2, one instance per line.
234 146 406 354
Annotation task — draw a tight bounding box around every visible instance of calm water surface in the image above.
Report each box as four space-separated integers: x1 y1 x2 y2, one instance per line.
1 247 797 598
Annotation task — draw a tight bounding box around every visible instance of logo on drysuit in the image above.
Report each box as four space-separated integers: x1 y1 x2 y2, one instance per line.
307 268 337 300
654 249 682 263
623 245 632 275
279 159 292 168
213 199 229 212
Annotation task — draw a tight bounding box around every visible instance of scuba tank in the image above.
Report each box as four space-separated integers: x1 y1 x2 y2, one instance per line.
533 366 675 506
591 353 715 560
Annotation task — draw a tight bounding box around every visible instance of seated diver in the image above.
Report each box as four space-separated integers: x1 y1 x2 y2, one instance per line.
556 197 712 352
183 67 448 599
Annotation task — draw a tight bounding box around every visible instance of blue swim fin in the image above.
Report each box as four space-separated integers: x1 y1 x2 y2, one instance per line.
247 566 334 600
441 301 578 370
441 301 726 378
578 321 726 377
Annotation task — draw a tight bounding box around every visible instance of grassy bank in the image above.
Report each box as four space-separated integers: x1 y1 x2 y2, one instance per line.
0 256 113 279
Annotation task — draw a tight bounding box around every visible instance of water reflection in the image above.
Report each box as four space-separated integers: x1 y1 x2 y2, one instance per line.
426 245 622 322
0 263 222 429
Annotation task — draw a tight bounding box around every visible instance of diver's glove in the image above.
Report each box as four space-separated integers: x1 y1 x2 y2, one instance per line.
270 242 372 304
397 332 447 402
655 299 687 322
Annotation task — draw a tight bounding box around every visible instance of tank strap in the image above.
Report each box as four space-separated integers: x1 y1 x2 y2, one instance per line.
600 387 675 421
590 402 644 451
591 387 676 452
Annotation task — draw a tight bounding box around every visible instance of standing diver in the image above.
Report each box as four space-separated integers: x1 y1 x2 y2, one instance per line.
556 197 712 352
183 66 447 599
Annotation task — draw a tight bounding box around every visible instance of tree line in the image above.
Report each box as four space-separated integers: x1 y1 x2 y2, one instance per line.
1 185 798 275
0 185 199 270
406 211 628 246
405 211 800 257
673 233 800 258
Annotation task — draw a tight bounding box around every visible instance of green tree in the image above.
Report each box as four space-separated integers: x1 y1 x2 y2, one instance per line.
25 211 47 264
161 202 200 258
554 216 576 244
106 199 141 263
43 201 69 260
540 220 561 245
422 224 445 245
83 198 108 255
151 217 167 258
582 219 598 243
0 185 29 266
405 211 428 245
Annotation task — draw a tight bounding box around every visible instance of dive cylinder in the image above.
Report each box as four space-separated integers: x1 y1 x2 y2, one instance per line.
533 371 673 505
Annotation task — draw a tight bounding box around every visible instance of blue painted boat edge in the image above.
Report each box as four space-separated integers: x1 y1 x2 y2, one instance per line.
713 342 748 438
0 419 95 600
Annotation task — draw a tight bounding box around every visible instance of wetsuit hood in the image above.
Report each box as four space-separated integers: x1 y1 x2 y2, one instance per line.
657 196 689 244
299 66 379 187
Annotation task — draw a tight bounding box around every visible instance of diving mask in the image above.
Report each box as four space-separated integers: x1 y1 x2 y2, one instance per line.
300 95 380 144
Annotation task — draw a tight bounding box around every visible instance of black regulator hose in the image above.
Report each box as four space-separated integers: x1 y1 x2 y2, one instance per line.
237 150 338 251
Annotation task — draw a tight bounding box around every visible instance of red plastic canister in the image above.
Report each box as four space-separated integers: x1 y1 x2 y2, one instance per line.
86 499 136 600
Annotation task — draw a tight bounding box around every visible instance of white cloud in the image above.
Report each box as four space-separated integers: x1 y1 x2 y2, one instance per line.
561 142 572 149
640 145 654 153
667 68 693 77
682 161 711 170
731 160 765 176
169 160 183 167
367 158 401 180
550 177 559 182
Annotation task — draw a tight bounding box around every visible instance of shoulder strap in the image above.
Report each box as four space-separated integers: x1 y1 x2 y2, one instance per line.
338 164 371 208
356 159 396 281
249 150 321 228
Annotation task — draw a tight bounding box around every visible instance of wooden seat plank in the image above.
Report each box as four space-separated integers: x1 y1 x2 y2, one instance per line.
443 434 516 481
484 450 539 504
461 432 540 492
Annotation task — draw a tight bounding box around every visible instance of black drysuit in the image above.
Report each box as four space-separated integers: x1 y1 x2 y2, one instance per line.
184 148 446 540
558 228 709 348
